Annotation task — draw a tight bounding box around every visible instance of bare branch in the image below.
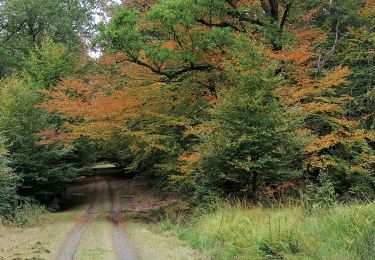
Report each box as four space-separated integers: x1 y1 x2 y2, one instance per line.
116 56 212 81
316 22 340 78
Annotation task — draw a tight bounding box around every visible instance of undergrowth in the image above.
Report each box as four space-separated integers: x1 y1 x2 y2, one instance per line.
156 201 375 260
1 203 45 227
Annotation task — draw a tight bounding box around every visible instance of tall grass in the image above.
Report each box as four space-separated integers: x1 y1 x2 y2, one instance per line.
159 201 375 259
1 203 46 227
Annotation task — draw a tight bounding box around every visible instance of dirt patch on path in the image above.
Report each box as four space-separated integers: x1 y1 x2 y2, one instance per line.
108 177 139 260
55 176 101 260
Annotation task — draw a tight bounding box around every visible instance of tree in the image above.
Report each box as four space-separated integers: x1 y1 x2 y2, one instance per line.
42 52 212 190
0 39 93 207
179 40 302 201
0 77 77 206
274 0 375 199
0 0 102 78
22 37 79 89
97 3 231 93
38 0 375 203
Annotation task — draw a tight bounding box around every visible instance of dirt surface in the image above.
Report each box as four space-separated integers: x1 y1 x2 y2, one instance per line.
55 176 101 260
55 170 139 260
108 180 139 260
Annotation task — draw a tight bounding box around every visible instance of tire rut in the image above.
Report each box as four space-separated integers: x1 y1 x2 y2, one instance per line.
55 176 101 260
107 178 139 260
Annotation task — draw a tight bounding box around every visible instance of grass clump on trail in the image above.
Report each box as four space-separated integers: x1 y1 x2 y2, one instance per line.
157 201 375 260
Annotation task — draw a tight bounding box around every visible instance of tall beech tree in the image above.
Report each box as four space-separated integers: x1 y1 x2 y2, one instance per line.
96 0 299 95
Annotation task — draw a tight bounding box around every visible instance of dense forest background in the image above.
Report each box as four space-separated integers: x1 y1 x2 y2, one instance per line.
0 0 374 218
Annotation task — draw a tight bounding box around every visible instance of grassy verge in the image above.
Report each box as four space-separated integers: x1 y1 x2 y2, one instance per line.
153 202 375 260
127 221 208 260
115 178 208 259
0 179 94 259
0 203 86 259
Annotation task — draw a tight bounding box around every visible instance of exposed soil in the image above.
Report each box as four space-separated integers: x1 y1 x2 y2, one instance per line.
55 170 139 260
108 178 139 260
55 176 101 260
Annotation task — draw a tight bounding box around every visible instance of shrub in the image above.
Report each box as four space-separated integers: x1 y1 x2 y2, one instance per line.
302 174 338 212
0 135 19 220
7 203 46 227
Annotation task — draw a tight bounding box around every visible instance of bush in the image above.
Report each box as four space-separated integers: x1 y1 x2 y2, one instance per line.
302 175 338 212
7 203 46 227
0 172 19 220
0 135 19 220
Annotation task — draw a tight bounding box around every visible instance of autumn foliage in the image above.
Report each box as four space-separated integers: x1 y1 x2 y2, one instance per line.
1 0 374 209
38 0 375 202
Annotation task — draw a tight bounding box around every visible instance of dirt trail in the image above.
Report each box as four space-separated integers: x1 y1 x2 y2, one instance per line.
55 170 139 260
108 178 139 260
0 169 206 260
55 176 101 260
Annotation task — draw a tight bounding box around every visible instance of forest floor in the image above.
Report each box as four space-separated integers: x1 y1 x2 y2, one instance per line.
0 167 207 260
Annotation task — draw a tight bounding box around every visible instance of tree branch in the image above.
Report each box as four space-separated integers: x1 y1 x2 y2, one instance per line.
2 19 27 43
280 3 292 31
0 22 8 33
316 22 340 78
226 9 265 26
197 0 267 31
196 18 241 31
116 56 212 81
171 27 183 49
168 64 213 80
260 0 270 14
224 0 237 9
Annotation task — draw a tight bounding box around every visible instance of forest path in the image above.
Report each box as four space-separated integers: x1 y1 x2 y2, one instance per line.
0 168 206 260
55 176 101 260
108 177 139 260
55 169 139 260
